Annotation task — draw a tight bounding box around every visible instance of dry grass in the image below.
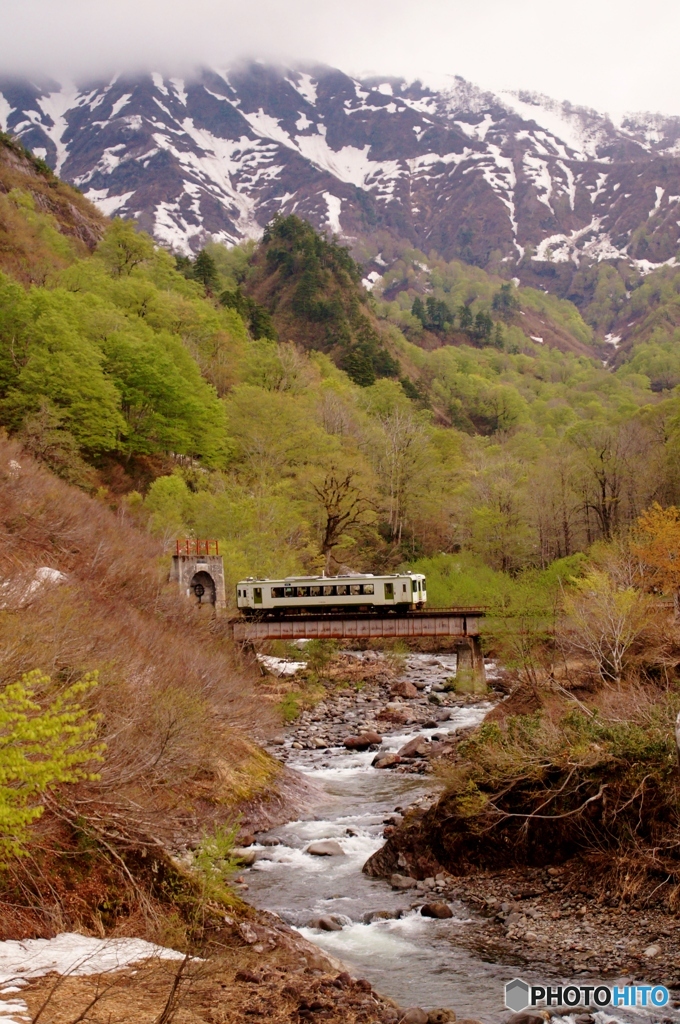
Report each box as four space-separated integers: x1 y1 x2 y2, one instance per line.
0 435 281 937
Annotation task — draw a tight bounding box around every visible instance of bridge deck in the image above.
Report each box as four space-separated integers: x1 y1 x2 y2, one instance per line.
230 608 485 641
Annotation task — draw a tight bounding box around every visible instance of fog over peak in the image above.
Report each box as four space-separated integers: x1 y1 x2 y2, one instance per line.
3 0 680 117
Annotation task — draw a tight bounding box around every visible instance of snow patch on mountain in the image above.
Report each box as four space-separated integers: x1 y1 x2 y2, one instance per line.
0 94 13 132
323 192 342 234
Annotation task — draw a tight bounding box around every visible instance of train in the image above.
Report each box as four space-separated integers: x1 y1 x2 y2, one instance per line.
235 572 427 617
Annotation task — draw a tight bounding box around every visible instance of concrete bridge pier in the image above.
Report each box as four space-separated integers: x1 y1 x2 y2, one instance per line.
455 636 486 693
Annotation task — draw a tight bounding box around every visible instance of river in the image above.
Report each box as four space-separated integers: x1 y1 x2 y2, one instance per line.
243 653 675 1023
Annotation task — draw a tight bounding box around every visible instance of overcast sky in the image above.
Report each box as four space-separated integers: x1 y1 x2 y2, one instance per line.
3 0 678 116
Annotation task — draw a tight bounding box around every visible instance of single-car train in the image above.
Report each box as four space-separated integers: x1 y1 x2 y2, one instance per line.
236 572 427 617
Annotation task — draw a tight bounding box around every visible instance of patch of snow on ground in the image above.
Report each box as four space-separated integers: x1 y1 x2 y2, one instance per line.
151 72 168 96
530 335 544 344
604 333 622 348
377 83 393 96
590 171 609 204
634 256 678 276
323 192 342 234
293 73 317 106
296 112 312 131
523 152 553 210
496 90 602 159
34 82 82 176
362 271 382 291
0 933 185 1023
650 185 665 216
109 93 131 118
169 78 188 105
556 159 576 210
295 136 402 190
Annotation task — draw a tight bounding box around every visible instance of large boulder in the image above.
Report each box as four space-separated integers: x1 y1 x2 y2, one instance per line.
391 680 419 699
390 873 416 889
397 736 431 758
232 847 257 866
400 1010 429 1024
306 840 345 856
343 731 382 750
314 915 344 931
421 903 453 919
372 753 402 769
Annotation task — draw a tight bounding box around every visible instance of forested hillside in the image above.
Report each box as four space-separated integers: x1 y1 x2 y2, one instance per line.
2 133 680 597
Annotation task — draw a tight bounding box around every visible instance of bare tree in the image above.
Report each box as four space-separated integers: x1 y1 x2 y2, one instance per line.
312 470 376 572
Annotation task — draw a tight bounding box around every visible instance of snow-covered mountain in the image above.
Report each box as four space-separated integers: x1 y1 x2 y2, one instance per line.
2 62 680 279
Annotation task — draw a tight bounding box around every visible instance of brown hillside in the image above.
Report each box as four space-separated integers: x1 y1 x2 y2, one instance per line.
0 435 291 939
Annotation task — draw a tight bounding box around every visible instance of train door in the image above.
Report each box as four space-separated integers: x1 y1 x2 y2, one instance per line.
384 582 394 601
254 587 263 605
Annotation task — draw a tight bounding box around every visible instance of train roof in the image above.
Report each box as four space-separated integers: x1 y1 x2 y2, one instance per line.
237 572 425 583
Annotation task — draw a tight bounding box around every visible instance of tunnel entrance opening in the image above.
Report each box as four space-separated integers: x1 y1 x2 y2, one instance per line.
190 570 216 608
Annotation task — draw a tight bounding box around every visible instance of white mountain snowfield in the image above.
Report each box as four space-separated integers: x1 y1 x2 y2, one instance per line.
2 63 679 271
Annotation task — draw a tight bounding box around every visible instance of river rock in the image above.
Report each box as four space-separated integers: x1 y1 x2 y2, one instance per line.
428 1011 456 1024
311 737 328 748
235 968 261 983
363 909 398 923
391 680 419 699
306 840 345 856
428 692 444 705
643 943 661 957
315 914 344 931
397 736 431 758
421 902 453 919
373 753 401 769
238 922 259 944
400 1009 428 1024
507 1015 544 1024
238 832 256 847
232 847 257 865
390 873 416 889
344 732 382 750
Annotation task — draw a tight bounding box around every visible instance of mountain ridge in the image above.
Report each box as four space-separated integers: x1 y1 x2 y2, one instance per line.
3 62 680 287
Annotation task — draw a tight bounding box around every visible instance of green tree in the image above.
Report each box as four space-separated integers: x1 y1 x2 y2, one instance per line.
96 219 155 278
193 249 219 294
0 671 104 863
491 283 520 321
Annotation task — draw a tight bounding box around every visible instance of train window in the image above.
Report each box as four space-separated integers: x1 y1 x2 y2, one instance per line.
284 587 294 597
363 584 374 595
323 585 335 596
336 585 349 595
271 587 284 598
350 584 361 595
422 578 426 589
402 584 407 593
297 587 310 597
310 586 322 597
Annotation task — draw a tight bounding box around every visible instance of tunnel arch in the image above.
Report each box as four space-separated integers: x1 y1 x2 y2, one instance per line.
189 570 216 608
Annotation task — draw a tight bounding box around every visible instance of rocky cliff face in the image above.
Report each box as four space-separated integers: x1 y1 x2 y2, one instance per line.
3 63 680 279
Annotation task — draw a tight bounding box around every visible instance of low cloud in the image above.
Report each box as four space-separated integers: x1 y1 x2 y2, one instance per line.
3 0 680 116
